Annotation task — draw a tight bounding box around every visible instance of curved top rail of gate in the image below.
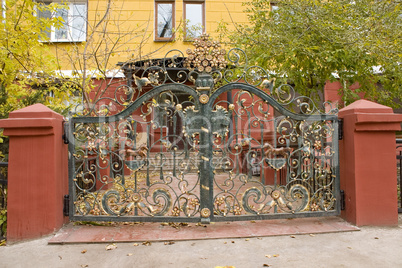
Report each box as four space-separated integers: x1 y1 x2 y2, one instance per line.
70 33 338 120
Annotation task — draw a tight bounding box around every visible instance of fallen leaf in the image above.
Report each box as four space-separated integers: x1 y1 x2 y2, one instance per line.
309 234 315 237
374 237 379 239
263 264 271 267
347 247 352 249
58 255 62 260
105 244 117 251
142 241 152 246
265 255 272 259
164 241 175 245
81 249 87 254
250 220 256 223
290 235 296 238
127 253 133 256
224 242 227 244
257 237 262 240
191 243 196 246
273 254 279 257
160 222 169 226
81 265 88 268
133 243 139 247
245 238 250 241
231 241 235 244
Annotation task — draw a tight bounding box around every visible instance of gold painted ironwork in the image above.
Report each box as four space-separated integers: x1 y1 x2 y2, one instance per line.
200 208 211 218
199 94 209 104
68 33 339 224
184 33 227 73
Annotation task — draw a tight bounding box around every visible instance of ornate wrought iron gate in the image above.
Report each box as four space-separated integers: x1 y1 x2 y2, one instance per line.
68 34 340 223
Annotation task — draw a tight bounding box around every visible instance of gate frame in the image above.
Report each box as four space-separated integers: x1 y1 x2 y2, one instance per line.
67 80 341 223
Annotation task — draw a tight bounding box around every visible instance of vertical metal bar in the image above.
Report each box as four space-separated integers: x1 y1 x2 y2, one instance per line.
199 95 213 224
133 121 137 148
260 121 264 183
68 121 76 218
173 111 177 136
227 90 233 143
234 113 240 175
132 121 137 192
159 125 163 181
399 150 402 212
109 150 113 181
333 118 341 214
273 117 278 189
146 124 150 186
184 132 189 158
173 114 177 177
247 110 252 180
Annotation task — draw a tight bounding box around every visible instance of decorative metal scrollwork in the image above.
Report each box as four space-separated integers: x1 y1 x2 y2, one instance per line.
71 33 337 117
68 33 339 223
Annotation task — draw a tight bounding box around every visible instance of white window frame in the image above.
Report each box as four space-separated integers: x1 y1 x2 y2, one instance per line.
37 1 87 43
183 1 205 40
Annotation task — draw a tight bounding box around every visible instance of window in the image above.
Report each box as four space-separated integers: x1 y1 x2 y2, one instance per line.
37 1 87 42
155 1 175 41
270 1 279 11
184 1 205 40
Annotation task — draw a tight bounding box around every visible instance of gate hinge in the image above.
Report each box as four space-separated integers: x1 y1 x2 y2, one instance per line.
62 121 69 144
338 119 343 140
63 195 70 216
340 190 345 211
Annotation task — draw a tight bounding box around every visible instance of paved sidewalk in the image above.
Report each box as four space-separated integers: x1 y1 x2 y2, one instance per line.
0 216 401 268
49 216 358 244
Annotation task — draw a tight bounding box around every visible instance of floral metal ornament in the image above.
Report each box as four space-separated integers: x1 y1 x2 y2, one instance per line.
180 104 231 139
184 33 227 73
200 208 211 218
199 94 209 104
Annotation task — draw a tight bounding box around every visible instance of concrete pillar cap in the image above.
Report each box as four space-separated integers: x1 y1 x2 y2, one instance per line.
339 99 392 116
8 103 63 120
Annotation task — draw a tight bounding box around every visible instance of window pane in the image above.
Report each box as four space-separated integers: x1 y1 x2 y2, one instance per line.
54 7 68 40
157 3 173 38
185 4 203 38
37 3 51 39
72 4 87 41
38 2 87 42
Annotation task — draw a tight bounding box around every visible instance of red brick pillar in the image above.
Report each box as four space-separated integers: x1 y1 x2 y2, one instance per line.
0 104 68 242
324 81 343 106
339 99 402 226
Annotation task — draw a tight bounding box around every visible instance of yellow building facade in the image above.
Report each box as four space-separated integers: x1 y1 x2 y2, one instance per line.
44 0 251 72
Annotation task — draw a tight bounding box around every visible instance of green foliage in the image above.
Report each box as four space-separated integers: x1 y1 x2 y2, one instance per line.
224 0 402 107
0 0 76 158
0 0 75 117
0 209 6 238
